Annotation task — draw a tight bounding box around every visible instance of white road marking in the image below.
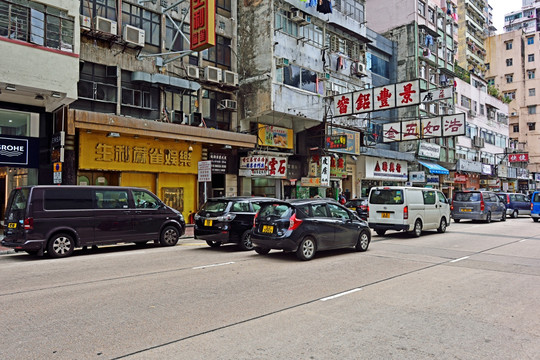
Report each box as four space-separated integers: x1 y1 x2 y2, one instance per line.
192 261 235 270
450 256 469 263
519 239 527 242
320 288 362 302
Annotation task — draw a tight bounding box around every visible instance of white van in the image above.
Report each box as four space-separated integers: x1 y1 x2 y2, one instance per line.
368 186 450 237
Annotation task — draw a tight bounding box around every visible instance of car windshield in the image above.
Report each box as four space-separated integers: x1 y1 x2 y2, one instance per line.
258 203 293 218
534 193 540 202
5 188 29 222
200 200 229 214
454 192 481 202
369 190 404 205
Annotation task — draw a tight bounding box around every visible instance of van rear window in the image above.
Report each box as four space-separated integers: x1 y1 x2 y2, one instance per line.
44 188 93 210
5 188 29 222
259 203 293 218
534 193 540 202
369 189 404 205
454 192 481 202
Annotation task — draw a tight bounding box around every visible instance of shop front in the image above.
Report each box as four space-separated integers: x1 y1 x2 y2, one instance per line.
456 159 482 190
359 156 408 196
239 153 289 199
78 131 200 221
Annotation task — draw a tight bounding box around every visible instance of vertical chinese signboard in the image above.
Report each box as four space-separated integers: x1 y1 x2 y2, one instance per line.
320 156 330 187
190 0 216 52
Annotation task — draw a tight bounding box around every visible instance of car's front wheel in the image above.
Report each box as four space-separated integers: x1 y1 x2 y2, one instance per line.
437 218 447 233
48 233 75 258
160 226 179 246
238 230 254 251
296 237 316 261
355 230 370 252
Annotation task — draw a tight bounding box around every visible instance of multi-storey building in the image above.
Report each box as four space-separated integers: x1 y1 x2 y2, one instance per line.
503 0 540 33
0 0 80 219
486 29 538 190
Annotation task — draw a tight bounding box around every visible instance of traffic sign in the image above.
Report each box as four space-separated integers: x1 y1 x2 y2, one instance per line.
53 162 62 172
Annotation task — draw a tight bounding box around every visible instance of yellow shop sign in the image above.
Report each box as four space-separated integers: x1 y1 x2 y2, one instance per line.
79 132 200 174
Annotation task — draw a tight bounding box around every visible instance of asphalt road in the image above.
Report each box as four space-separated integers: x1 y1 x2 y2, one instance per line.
1 218 539 360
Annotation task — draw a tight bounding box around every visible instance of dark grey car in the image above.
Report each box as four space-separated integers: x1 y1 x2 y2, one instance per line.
451 190 506 223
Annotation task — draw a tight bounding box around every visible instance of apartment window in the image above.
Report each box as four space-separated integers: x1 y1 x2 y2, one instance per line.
527 36 534 45
165 19 189 52
506 58 513 66
505 41 512 50
418 1 425 17
487 78 495 85
504 91 516 99
121 70 158 110
0 0 75 52
529 54 535 62
506 74 513 83
277 64 324 95
275 9 299 37
122 3 160 46
530 88 536 96
528 105 537 114
528 122 536 130
73 61 117 114
202 90 232 130
428 7 435 23
368 53 390 78
81 0 117 20
480 104 485 115
472 100 478 112
334 0 365 23
513 124 519 132
486 63 490 70
528 70 536 79
301 24 324 47
461 95 471 109
164 90 196 116
202 35 231 68
217 0 231 12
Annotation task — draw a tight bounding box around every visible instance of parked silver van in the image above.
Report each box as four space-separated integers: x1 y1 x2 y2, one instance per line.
2 186 185 258
368 186 450 237
451 190 506 223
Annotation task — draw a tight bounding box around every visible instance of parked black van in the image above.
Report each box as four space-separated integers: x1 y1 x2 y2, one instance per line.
2 186 185 258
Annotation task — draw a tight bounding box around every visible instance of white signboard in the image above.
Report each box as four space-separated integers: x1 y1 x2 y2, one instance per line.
401 120 421 141
410 171 426 183
421 87 453 103
421 117 443 138
320 156 330 187
382 113 466 142
198 161 212 182
365 156 408 181
418 142 441 160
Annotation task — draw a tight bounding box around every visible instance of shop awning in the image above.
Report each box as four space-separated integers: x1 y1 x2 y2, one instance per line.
418 160 449 175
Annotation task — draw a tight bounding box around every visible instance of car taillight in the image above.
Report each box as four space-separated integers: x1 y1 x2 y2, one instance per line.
480 193 485 211
24 217 33 230
403 206 408 219
532 203 534 211
288 213 303 230
253 212 259 228
450 200 454 211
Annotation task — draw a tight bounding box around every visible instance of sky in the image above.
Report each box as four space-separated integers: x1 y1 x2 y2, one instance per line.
490 0 523 34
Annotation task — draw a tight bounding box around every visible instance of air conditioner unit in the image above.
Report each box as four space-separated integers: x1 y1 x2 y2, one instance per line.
357 63 367 76
186 65 199 79
204 66 222 83
456 153 466 160
468 109 477 117
222 70 239 86
276 57 290 68
80 15 92 29
123 24 145 47
95 16 117 35
473 136 485 148
171 110 188 124
290 9 305 23
220 99 237 110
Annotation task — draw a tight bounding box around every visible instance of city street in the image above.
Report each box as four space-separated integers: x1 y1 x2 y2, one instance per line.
1 218 539 360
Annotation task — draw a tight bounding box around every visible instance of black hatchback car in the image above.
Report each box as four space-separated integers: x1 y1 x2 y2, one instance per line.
194 196 276 250
251 199 371 261
345 198 368 220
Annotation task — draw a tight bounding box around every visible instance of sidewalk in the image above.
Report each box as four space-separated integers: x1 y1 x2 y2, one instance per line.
0 224 195 256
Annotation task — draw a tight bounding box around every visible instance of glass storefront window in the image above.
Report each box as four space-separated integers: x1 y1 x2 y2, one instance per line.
0 109 31 136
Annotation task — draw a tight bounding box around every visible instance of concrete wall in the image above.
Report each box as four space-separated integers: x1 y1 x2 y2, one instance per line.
365 0 416 34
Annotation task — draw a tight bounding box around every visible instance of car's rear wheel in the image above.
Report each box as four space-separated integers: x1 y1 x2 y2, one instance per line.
410 220 422 237
512 210 518 218
485 212 492 223
48 233 75 258
533 218 539 222
206 240 221 248
375 229 386 236
501 212 506 222
296 237 316 261
238 230 254 251
254 247 270 255
454 219 461 223
355 230 370 252
160 226 179 246
437 218 447 233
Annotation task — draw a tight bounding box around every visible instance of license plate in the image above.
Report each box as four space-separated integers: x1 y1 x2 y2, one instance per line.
460 208 472 212
348 207 356 211
8 223 17 228
381 212 390 218
204 219 213 226
262 225 274 233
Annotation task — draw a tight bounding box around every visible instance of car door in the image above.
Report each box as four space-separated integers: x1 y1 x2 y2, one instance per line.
422 190 438 229
436 191 450 224
228 201 253 237
517 194 531 214
327 203 358 248
309 202 336 250
93 188 135 243
132 189 166 239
